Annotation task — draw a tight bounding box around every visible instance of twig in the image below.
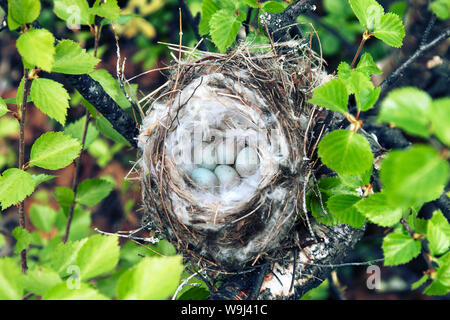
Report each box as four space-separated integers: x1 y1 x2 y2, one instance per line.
420 14 437 48
18 67 32 273
172 268 206 300
94 228 160 244
178 0 207 51
379 27 450 92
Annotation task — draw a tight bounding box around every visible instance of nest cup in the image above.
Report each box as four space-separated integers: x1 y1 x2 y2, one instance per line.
138 39 327 271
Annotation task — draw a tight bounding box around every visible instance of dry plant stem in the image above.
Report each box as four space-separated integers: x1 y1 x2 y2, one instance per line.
18 68 31 273
178 0 207 52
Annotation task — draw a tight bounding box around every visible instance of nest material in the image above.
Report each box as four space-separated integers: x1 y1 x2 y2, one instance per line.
138 39 329 271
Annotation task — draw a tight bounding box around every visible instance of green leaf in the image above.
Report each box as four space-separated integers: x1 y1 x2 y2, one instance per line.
32 173 56 186
349 0 384 29
355 192 403 227
75 234 120 280
12 227 32 254
374 13 405 47
64 115 99 149
53 0 93 26
54 186 75 209
90 69 131 109
117 256 183 300
337 62 352 81
0 258 24 300
55 206 91 241
22 266 62 297
199 0 220 35
378 87 432 138
49 239 87 276
30 78 70 126
429 0 450 20
430 97 450 146
16 28 55 72
0 168 35 210
424 254 450 295
339 167 372 188
380 145 449 207
308 192 340 226
52 40 100 74
209 9 244 53
382 231 422 265
261 1 289 13
356 52 382 76
308 78 349 114
29 204 57 233
178 287 210 300
348 71 380 111
8 0 41 26
411 275 428 290
96 115 130 146
90 0 120 21
0 97 8 117
426 210 450 255
318 129 374 175
242 0 259 8
43 282 109 300
76 177 114 206
326 194 365 228
29 132 82 170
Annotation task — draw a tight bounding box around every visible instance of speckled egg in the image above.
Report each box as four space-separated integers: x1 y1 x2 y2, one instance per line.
214 165 240 188
235 147 259 177
191 168 219 189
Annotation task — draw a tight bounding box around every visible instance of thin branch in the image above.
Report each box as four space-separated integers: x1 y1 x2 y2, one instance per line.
178 0 207 51
379 27 450 92
172 268 206 300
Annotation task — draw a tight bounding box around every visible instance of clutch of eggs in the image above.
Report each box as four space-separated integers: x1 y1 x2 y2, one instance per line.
190 144 259 190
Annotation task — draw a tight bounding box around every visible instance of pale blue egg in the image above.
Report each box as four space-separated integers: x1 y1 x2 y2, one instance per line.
214 165 240 187
191 167 219 189
235 147 259 177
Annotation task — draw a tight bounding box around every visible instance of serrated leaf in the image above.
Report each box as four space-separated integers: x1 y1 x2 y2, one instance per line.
199 0 220 35
30 78 70 125
0 168 35 210
90 0 120 21
55 206 91 241
117 256 183 300
318 129 374 175
9 0 41 26
49 239 87 276
0 258 24 300
308 78 348 114
424 256 450 295
356 52 382 76
75 234 120 280
326 194 365 228
29 204 57 233
337 62 352 81
43 282 109 300
12 227 32 254
76 177 114 206
426 210 450 255
64 115 99 149
355 192 403 227
349 0 384 29
374 13 405 47
23 266 62 297
0 97 8 117
90 69 130 109
430 97 450 146
382 231 422 265
53 0 93 26
339 167 372 188
29 132 82 170
348 71 380 111
209 9 244 53
378 87 432 138
16 29 55 72
380 145 449 207
52 40 100 74
430 0 450 20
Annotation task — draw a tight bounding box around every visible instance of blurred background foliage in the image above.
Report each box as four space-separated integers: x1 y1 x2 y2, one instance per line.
0 0 447 300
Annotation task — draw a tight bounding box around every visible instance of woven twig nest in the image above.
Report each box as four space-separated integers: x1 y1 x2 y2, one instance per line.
138 39 329 271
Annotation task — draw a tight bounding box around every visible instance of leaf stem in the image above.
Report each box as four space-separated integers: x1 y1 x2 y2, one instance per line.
350 30 370 68
18 68 32 273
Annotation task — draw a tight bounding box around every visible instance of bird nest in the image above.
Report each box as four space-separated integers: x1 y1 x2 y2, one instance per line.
137 38 329 271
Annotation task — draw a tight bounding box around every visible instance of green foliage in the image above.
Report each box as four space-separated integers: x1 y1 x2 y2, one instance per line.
318 130 374 175
382 231 422 266
355 52 382 76
0 168 35 210
0 97 8 117
30 78 70 125
53 0 93 26
12 227 32 254
42 283 109 300
355 192 403 227
426 210 450 256
16 29 55 72
22 266 62 297
64 116 99 149
117 256 183 300
308 78 349 114
8 0 41 30
209 9 246 53
52 40 100 74
76 178 114 207
429 0 450 20
0 258 24 300
326 194 366 228
430 97 450 146
30 204 57 233
90 0 120 21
